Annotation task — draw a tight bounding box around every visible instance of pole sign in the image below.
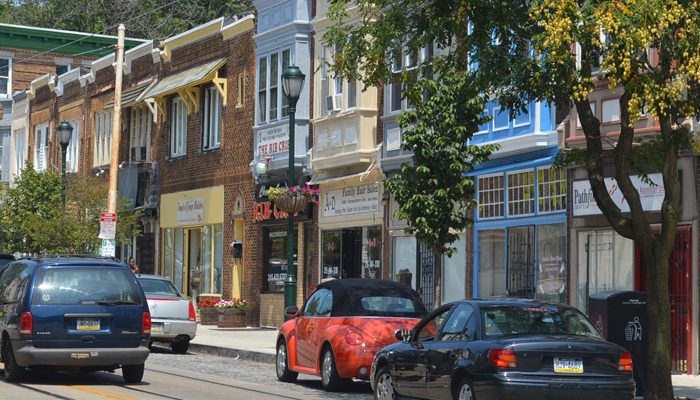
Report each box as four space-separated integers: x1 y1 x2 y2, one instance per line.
99 213 117 240
100 239 116 257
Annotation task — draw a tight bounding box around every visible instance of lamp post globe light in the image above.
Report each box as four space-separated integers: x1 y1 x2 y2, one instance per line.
57 121 73 208
281 65 305 319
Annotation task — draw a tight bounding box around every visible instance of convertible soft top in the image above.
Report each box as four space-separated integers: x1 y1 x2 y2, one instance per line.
317 278 428 318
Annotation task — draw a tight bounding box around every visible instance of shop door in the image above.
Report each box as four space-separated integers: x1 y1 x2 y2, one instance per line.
417 241 436 310
187 229 203 300
341 228 362 278
137 233 155 275
507 226 535 298
635 228 692 373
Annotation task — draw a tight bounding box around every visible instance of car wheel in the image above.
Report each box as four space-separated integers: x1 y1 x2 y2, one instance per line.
275 340 298 382
2 340 25 382
122 364 145 384
320 347 346 392
373 365 396 400
454 376 475 400
171 338 190 354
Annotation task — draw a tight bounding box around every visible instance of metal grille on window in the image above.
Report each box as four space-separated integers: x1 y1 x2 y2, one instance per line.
507 226 535 298
478 175 504 219
507 170 535 216
418 241 436 310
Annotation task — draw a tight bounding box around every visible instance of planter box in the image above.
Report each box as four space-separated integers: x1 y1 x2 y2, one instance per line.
217 309 246 328
199 307 219 325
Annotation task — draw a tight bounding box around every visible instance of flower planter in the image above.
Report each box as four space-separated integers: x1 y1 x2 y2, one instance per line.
199 307 219 325
274 194 308 215
217 309 246 328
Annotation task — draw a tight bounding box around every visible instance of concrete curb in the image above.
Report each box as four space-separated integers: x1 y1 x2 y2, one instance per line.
189 343 276 364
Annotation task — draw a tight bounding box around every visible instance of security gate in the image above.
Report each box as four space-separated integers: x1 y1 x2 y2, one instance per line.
507 226 535 298
417 241 436 310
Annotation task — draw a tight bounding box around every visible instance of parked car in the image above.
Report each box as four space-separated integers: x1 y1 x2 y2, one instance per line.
0 256 151 383
276 278 428 391
136 274 196 354
0 254 15 269
370 298 635 400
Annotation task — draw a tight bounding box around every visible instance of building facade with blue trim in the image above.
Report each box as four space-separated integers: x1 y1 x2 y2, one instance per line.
469 100 568 303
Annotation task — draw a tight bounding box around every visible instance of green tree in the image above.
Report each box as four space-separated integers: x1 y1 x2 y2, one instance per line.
0 163 141 255
328 1 700 398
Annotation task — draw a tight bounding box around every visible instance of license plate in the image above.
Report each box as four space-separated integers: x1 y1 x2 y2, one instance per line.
76 319 100 331
553 357 583 374
151 323 163 333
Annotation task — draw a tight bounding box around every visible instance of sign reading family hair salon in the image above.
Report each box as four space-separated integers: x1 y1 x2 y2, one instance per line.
572 173 664 216
177 197 205 225
257 124 289 156
322 183 380 217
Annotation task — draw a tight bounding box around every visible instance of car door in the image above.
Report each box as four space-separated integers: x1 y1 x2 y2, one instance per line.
309 288 333 369
394 304 453 399
427 303 477 399
0 263 30 339
296 288 330 368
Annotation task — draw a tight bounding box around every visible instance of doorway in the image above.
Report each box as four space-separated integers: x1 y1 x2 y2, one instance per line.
341 228 362 278
187 228 203 299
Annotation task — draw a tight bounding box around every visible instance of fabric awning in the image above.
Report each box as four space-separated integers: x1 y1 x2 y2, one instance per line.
104 80 157 109
143 58 226 99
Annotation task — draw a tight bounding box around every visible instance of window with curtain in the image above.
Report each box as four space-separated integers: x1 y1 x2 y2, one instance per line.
14 129 26 174
202 86 222 150
170 97 187 157
66 120 79 173
130 106 151 161
94 111 113 166
33 123 48 171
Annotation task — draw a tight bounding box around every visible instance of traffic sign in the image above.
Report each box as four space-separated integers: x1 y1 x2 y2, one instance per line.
100 239 116 257
99 212 117 240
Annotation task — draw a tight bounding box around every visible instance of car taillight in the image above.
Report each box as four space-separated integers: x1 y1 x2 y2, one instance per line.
188 301 196 322
19 312 32 336
345 332 364 346
142 312 151 336
488 349 517 368
618 352 633 371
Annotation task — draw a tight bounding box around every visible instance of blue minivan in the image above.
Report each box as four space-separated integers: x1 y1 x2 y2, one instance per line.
0 256 151 383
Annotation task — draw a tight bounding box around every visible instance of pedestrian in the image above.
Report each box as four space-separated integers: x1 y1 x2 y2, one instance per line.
128 257 140 274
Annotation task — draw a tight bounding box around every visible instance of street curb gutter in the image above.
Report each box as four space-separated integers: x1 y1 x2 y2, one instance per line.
189 343 276 364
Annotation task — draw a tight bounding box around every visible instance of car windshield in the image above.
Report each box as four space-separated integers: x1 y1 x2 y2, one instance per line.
0 258 14 268
32 267 142 305
331 286 427 318
138 277 180 297
481 305 601 339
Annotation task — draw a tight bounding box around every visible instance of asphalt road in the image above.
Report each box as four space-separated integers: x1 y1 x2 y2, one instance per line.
0 347 374 400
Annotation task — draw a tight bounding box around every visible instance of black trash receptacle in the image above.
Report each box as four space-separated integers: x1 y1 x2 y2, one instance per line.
588 291 646 396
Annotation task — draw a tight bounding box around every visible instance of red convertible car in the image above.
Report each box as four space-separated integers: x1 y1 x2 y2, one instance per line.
276 279 427 391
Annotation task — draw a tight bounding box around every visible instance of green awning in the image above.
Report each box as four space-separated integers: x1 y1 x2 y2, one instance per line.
143 58 226 99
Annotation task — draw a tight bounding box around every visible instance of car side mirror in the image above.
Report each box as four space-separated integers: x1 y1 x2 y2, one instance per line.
285 306 299 318
395 329 412 342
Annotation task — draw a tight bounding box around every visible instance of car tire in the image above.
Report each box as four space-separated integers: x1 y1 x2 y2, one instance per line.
453 376 475 400
122 364 145 384
373 365 396 400
320 347 347 392
2 340 25 382
171 338 190 354
275 339 298 382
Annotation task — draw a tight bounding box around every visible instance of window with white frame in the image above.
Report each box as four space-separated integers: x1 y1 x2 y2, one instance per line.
537 167 566 213
257 57 267 123
507 170 535 216
0 129 10 182
320 46 330 116
65 120 79 173
577 102 596 127
493 106 509 131
94 111 112 166
602 98 620 123
33 123 48 171
270 53 279 120
0 57 11 96
130 106 151 161
478 174 504 219
390 43 403 113
281 49 291 117
14 128 26 174
257 49 292 123
170 97 187 157
203 86 222 150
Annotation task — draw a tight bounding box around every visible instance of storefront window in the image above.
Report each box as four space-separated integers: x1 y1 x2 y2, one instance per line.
393 236 417 289
478 229 506 297
203 225 212 294
321 230 341 280
442 233 466 303
163 228 174 282
536 223 567 303
577 230 634 312
363 226 382 279
174 228 184 292
214 224 223 293
264 227 296 292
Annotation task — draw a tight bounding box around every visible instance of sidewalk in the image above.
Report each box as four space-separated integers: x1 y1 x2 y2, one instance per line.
188 324 699 399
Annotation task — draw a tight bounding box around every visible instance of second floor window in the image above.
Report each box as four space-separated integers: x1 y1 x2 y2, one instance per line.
14 128 26 174
257 49 292 124
94 111 112 167
170 96 187 157
33 123 48 171
203 86 222 150
65 120 79 173
130 106 151 161
0 57 10 97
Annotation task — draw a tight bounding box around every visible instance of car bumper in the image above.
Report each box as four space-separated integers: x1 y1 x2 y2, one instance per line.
13 340 150 367
150 319 197 341
474 376 635 400
334 344 380 380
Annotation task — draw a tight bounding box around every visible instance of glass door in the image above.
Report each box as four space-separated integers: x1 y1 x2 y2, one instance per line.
187 228 203 299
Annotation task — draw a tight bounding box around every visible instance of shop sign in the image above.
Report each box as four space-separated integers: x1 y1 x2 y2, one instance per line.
572 173 664 217
322 182 380 217
257 124 289 156
177 197 204 225
254 182 311 223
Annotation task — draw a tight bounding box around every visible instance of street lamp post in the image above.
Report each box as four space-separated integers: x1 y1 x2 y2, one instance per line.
57 121 73 209
281 65 305 319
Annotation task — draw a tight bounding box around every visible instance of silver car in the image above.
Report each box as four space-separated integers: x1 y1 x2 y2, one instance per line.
137 275 197 354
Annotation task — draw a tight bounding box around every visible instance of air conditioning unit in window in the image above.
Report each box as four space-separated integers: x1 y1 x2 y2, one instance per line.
326 94 342 112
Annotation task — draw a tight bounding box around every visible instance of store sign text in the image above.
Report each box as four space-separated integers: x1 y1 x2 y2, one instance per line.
177 197 204 225
322 183 380 217
572 173 664 216
257 125 289 156
252 202 289 222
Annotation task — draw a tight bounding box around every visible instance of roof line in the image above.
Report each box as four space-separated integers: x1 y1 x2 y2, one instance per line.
0 22 147 43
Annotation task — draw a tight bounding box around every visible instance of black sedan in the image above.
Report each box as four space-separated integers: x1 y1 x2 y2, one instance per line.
370 298 635 400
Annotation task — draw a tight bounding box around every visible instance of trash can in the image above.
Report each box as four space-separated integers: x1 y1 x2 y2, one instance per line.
588 291 646 396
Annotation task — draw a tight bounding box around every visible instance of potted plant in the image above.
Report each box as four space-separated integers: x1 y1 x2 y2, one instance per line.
197 297 219 325
216 298 248 328
268 184 319 214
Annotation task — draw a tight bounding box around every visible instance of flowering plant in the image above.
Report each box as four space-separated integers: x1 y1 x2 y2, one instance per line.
267 184 320 204
197 297 218 308
214 298 248 313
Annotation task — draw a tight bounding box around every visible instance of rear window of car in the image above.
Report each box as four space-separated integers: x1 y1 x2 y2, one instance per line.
331 286 427 318
481 305 601 339
138 278 180 297
32 267 142 306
